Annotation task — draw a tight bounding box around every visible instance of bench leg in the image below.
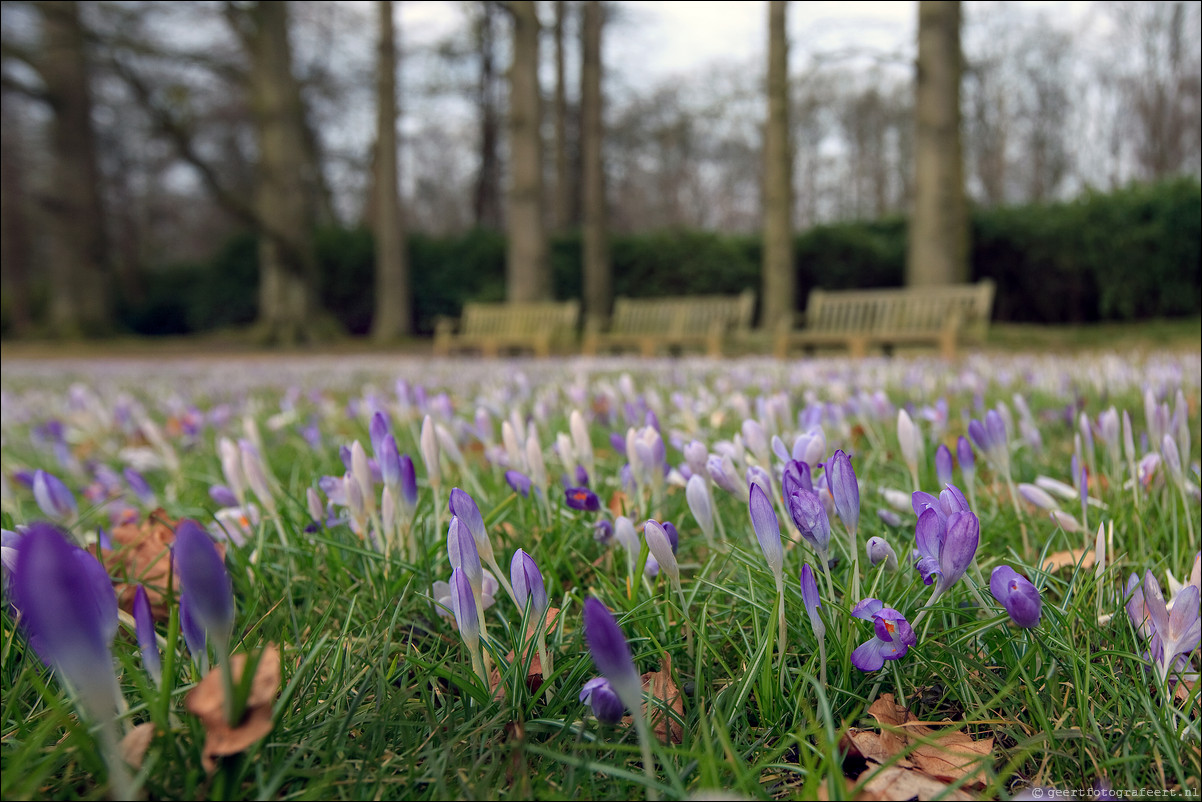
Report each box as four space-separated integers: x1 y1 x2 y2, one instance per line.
939 330 957 360
639 338 656 358
848 337 867 359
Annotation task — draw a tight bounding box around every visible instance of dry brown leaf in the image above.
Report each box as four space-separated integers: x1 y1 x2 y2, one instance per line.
1042 548 1096 572
910 732 994 787
184 644 281 773
840 729 913 768
846 695 994 792
608 491 630 517
857 765 975 801
103 509 180 620
119 722 157 770
641 654 684 744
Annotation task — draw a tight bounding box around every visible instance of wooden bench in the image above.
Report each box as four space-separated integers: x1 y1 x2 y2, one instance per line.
582 290 756 357
433 300 580 357
773 280 995 359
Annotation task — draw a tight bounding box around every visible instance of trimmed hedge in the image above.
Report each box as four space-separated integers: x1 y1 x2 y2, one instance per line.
111 178 1199 336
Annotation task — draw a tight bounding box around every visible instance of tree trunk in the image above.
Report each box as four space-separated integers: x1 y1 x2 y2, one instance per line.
474 2 502 230
372 0 411 340
552 0 572 231
38 1 111 336
249 0 326 344
908 0 968 287
1 102 34 336
504 1 550 302
761 0 794 330
580 0 610 327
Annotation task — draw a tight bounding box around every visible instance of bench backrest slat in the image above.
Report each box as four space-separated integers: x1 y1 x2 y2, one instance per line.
802 282 994 338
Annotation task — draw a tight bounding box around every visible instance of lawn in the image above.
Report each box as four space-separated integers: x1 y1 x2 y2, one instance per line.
1 343 1199 800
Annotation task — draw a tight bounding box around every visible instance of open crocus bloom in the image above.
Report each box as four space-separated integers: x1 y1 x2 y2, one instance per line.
850 598 917 672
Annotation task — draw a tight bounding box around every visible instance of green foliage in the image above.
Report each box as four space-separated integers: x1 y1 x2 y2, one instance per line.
112 179 1200 337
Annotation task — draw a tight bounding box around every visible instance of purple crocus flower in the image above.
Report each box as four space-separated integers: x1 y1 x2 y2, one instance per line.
957 436 975 478
935 445 954 488
173 519 234 649
209 484 240 509
510 549 548 619
850 598 917 672
179 593 206 660
506 469 532 497
800 563 824 641
565 487 601 511
123 467 156 506
579 676 624 723
913 508 980 595
133 584 162 685
782 460 813 498
787 488 831 560
33 469 77 523
369 410 391 457
12 523 119 718
748 483 783 580
827 450 860 537
449 567 480 646
867 536 899 571
1143 571 1201 682
686 473 714 544
593 519 614 544
990 566 1042 628
582 597 643 710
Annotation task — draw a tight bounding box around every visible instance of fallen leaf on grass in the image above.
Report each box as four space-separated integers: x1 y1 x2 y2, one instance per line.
185 644 281 773
910 731 994 786
119 722 157 770
608 491 630 517
1042 548 1095 572
841 694 994 795
857 765 975 801
103 509 181 620
641 654 684 744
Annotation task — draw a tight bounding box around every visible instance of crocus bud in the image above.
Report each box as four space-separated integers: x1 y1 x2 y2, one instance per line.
570 410 594 478
450 567 479 647
935 445 954 488
778 461 817 497
582 597 643 711
32 469 77 523
369 411 391 457
827 450 860 537
379 434 402 491
685 474 714 542
173 519 234 650
398 454 418 511
866 536 898 571
644 520 678 582
218 437 246 506
450 488 494 562
307 485 326 524
579 677 624 723
133 584 161 685
506 470 532 497
510 548 547 618
209 484 239 509
683 440 709 477
1019 483 1061 511
788 488 830 558
799 563 824 641
350 440 374 515
240 439 276 515
123 467 156 506
420 416 441 490
179 593 206 659
990 565 1041 628
12 523 119 719
936 511 980 596
526 433 547 494
749 483 783 579
447 517 483 601
897 409 921 481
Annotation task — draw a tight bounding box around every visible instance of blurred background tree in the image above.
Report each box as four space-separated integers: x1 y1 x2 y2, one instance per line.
0 0 1198 340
